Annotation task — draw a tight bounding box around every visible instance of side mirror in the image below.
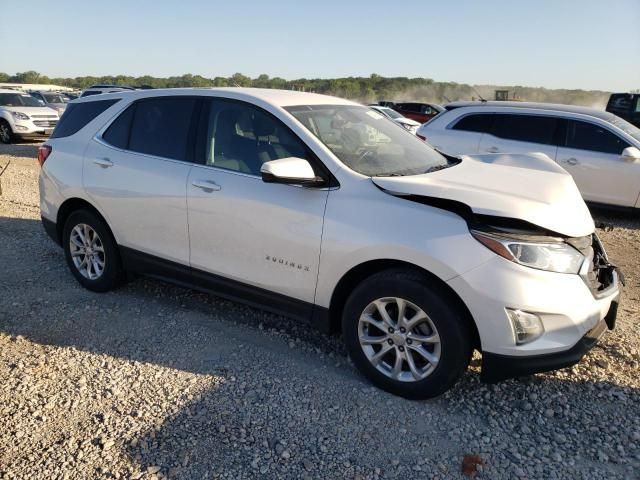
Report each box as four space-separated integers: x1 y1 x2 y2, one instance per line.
621 146 640 162
261 157 325 187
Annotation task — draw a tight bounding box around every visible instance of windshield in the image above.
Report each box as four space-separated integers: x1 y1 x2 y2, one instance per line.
44 93 69 104
286 105 449 176
0 92 43 107
608 115 640 143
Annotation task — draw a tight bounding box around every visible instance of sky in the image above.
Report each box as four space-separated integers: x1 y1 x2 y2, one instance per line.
1 0 639 91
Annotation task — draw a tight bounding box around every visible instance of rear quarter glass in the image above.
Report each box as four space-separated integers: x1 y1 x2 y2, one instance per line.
51 99 120 139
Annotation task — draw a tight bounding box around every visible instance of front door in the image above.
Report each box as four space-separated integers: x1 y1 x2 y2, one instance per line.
186 98 329 310
556 119 639 206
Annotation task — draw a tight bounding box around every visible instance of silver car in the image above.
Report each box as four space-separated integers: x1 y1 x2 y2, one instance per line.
30 91 70 116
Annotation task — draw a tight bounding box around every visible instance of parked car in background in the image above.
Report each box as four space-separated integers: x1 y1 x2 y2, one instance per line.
80 85 135 98
390 102 444 123
39 88 620 399
30 91 70 116
418 101 640 208
606 93 640 127
369 105 421 134
0 89 59 144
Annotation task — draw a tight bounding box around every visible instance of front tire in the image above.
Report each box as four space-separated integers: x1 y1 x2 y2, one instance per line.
342 269 472 399
63 209 123 292
0 120 13 144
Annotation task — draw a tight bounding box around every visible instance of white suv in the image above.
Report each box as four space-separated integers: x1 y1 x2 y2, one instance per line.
418 101 640 208
39 89 621 398
0 89 60 144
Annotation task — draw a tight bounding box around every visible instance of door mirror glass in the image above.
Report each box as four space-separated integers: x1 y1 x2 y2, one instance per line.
621 146 640 162
261 157 324 186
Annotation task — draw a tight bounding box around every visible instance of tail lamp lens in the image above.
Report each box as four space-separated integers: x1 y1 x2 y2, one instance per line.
37 144 52 167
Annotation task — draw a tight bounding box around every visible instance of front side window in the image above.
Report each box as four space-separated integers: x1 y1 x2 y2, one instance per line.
564 120 630 154
204 100 307 175
286 104 449 177
452 114 493 133
0 92 43 107
128 97 196 161
490 114 558 145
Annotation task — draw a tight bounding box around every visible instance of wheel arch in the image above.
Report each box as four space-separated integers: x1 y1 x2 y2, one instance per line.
55 197 116 245
327 259 481 349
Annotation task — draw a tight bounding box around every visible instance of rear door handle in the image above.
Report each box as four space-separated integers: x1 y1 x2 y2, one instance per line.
485 146 499 153
562 157 579 166
93 157 113 168
192 180 221 192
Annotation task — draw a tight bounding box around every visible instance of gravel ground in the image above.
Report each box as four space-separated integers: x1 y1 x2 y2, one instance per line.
1 142 639 480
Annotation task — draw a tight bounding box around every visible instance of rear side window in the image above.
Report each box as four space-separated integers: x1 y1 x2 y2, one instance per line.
452 114 492 133
490 114 558 145
50 99 119 139
104 97 196 161
607 94 633 112
564 120 629 154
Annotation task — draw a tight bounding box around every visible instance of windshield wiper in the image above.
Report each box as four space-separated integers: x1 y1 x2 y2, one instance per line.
423 164 449 174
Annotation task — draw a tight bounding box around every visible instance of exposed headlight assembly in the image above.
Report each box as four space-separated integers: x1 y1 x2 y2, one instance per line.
10 111 30 121
471 230 585 274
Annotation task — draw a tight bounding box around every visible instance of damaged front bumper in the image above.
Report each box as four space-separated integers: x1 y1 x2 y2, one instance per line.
481 291 619 383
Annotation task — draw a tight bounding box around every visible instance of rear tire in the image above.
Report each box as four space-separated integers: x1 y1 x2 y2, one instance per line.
0 120 13 144
63 209 123 292
342 268 472 399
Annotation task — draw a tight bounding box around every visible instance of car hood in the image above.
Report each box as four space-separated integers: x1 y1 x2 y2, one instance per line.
2 106 59 116
395 118 421 127
371 152 594 237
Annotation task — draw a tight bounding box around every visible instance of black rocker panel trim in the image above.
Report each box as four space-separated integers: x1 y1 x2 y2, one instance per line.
119 246 331 332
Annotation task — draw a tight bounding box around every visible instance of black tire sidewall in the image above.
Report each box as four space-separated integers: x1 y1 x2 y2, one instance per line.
62 209 122 292
0 120 13 144
342 270 472 399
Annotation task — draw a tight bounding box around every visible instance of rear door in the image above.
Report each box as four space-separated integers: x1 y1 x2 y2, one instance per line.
555 119 638 206
432 112 493 155
84 96 198 265
478 113 559 159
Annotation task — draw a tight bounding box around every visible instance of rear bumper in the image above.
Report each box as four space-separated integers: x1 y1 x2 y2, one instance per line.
481 295 619 382
41 216 60 245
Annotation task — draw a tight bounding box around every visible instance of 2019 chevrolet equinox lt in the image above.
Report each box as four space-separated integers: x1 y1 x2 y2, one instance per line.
39 88 621 399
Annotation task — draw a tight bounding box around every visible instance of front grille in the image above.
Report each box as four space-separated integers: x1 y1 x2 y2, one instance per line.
33 120 58 128
31 115 58 119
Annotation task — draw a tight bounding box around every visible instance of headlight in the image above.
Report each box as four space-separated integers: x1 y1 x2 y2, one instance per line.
11 111 30 121
471 230 585 274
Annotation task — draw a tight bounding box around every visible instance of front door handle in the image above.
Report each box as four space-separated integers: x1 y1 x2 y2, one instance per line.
485 146 499 153
563 157 579 166
93 157 113 168
192 180 221 192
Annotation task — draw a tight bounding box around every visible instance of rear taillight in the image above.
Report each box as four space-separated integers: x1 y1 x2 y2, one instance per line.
37 144 52 167
416 133 427 141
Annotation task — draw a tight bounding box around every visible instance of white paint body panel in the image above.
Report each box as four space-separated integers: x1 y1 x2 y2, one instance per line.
186 165 327 302
371 154 594 238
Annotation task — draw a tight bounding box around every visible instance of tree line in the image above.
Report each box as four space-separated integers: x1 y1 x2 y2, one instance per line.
0 71 614 108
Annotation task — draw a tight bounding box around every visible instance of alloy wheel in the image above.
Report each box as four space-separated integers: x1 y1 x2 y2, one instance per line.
358 297 441 382
69 223 106 280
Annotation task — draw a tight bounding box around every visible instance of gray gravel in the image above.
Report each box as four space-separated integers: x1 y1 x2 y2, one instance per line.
1 142 639 479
